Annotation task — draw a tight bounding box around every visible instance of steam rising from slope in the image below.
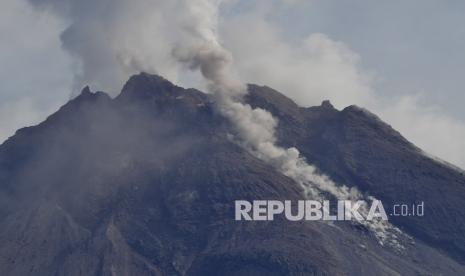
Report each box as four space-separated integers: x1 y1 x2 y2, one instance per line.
27 0 403 246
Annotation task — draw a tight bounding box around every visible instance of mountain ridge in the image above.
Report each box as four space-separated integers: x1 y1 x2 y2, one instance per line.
0 72 464 275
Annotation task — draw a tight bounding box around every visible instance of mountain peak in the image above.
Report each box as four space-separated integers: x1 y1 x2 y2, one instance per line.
80 85 92 96
117 72 180 102
321 100 334 109
75 85 110 102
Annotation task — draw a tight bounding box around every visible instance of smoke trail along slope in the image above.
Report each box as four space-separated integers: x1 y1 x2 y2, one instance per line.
162 0 406 247
27 0 404 246
171 1 360 198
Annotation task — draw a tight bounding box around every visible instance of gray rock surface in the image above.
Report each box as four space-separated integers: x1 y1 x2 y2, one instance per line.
0 73 464 275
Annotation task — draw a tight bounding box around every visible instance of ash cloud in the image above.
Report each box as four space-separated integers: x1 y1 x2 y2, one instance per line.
27 0 180 95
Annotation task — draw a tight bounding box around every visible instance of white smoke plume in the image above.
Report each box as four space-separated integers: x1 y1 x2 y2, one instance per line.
27 0 183 94
27 0 404 246
166 1 404 247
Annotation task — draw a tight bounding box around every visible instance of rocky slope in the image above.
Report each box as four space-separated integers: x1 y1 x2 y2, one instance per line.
0 73 464 275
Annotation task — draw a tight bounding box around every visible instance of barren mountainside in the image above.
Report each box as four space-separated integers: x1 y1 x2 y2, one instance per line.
0 73 464 275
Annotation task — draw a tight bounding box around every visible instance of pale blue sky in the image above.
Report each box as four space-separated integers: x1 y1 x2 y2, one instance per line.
273 0 465 120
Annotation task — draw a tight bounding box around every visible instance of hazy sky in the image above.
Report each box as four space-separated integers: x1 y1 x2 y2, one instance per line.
1 0 465 168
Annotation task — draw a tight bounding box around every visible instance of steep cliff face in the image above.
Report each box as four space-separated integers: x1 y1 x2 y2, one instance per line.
0 73 464 275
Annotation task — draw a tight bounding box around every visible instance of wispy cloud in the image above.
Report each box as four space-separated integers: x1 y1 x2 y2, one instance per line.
221 5 465 169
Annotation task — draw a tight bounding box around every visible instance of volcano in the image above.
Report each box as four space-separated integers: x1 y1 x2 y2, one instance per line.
0 73 464 275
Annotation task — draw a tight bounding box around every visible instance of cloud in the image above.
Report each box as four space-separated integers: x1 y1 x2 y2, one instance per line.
221 7 465 169
222 15 374 109
27 0 183 95
0 0 72 144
